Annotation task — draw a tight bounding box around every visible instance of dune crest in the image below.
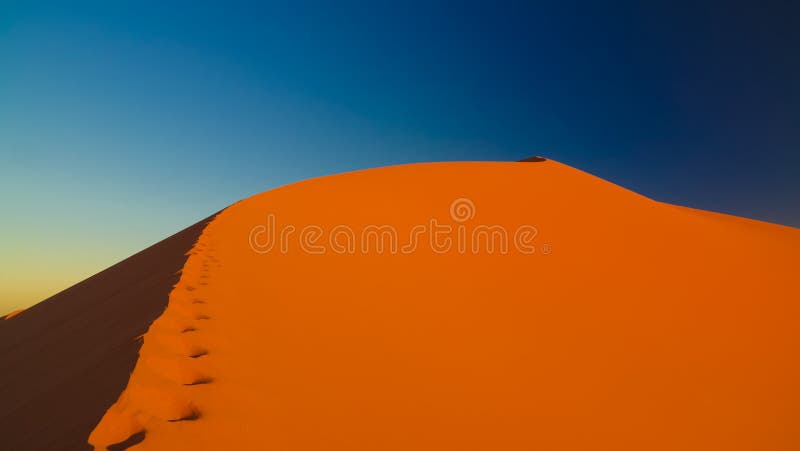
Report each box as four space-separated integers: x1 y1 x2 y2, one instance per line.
90 160 800 450
0 214 211 451
89 222 223 450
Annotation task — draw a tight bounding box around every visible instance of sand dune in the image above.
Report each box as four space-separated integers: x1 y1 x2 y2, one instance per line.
81 160 799 450
0 216 213 450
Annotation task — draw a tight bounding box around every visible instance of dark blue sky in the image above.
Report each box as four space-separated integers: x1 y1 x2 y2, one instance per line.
1 0 799 309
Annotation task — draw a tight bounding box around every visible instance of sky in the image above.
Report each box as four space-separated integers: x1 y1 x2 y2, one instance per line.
1 1 799 313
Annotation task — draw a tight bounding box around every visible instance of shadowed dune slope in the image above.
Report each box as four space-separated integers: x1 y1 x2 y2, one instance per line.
0 215 214 451
91 160 800 450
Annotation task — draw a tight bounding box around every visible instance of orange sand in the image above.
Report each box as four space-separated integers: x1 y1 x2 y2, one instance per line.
3 309 25 320
90 160 800 450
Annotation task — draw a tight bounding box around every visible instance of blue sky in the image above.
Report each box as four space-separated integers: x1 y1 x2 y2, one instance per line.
1 1 798 311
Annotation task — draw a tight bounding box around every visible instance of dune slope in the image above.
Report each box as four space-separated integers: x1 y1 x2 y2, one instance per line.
93 160 799 450
0 216 213 451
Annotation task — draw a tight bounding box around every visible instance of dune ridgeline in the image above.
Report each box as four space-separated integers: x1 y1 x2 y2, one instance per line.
4 159 799 450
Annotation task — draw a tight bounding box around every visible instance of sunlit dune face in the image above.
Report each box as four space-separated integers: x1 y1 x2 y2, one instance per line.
90 161 800 450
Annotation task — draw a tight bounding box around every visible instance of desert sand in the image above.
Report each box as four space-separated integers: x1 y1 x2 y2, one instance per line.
0 216 213 450
81 160 799 450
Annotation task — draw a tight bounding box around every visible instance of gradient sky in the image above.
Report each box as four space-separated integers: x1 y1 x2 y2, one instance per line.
1 1 799 313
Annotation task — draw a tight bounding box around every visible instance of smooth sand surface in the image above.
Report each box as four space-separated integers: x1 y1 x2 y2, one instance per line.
0 216 212 451
89 160 799 450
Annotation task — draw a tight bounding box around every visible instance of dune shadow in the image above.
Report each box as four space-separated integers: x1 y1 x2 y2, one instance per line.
108 430 146 451
185 376 213 385
168 410 201 422
189 349 208 358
